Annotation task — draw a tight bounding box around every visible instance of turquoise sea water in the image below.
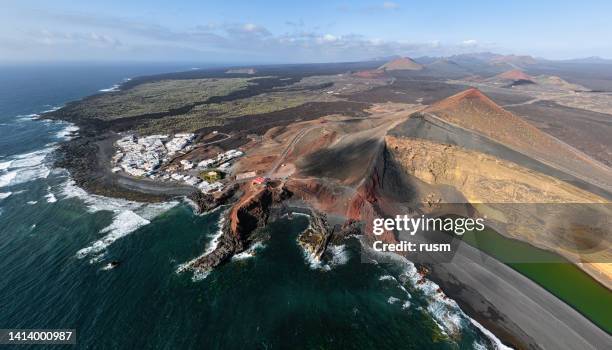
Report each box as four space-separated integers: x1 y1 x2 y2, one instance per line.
0 64 501 349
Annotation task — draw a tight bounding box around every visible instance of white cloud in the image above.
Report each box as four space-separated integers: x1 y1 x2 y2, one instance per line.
1 9 497 62
461 39 478 47
321 34 338 42
382 2 400 10
34 29 121 48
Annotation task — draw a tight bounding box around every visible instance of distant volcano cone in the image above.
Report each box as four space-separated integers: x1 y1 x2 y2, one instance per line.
496 69 534 82
379 57 424 71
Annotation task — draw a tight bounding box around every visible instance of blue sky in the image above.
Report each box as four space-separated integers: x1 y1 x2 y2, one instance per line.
2 0 611 63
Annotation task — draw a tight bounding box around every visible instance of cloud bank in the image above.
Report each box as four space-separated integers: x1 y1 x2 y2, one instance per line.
1 9 497 63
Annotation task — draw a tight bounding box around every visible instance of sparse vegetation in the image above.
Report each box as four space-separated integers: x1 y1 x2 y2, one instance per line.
60 78 254 121
199 170 223 182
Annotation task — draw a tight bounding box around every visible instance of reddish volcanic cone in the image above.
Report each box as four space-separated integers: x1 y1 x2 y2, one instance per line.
496 69 534 82
425 88 506 114
423 88 607 182
379 57 424 71
423 88 558 156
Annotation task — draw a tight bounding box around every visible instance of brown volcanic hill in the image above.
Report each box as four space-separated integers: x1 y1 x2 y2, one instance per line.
496 69 534 81
379 57 424 71
423 88 612 192
423 88 565 152
490 54 537 66
352 69 387 79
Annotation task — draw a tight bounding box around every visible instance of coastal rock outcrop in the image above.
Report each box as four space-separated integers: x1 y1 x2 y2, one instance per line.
188 183 239 213
189 181 292 270
297 211 332 260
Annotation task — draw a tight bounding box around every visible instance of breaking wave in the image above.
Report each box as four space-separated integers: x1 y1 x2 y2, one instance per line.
176 211 227 281
364 240 512 349
0 147 55 189
232 241 266 261
470 318 513 350
99 84 120 92
41 106 61 113
60 180 177 261
56 124 79 140
0 160 12 171
45 193 57 203
387 296 400 304
76 210 151 259
328 244 350 266
302 242 352 271
99 78 129 93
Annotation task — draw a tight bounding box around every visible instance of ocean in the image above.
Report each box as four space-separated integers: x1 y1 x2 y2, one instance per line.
0 64 504 349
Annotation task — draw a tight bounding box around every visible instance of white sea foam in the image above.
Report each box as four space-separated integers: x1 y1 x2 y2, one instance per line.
176 212 227 279
101 263 116 271
77 210 150 259
99 84 120 92
473 342 487 350
302 242 351 271
41 106 61 113
0 160 12 171
27 201 38 205
11 148 54 168
45 192 57 203
0 147 55 189
401 300 411 309
364 240 473 338
301 245 326 270
191 269 211 281
0 192 11 200
15 113 39 121
232 241 265 261
328 244 350 266
61 180 177 260
379 275 396 281
470 318 513 350
0 167 50 188
379 273 412 299
297 217 350 271
89 252 107 265
387 296 400 304
0 172 17 188
56 124 79 140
